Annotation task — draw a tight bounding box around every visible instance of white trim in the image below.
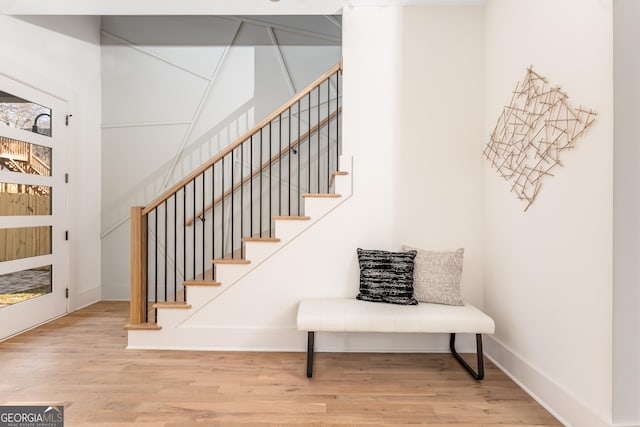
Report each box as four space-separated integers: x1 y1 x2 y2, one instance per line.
101 30 212 82
0 71 66 104
325 15 342 29
0 124 54 148
267 26 297 96
224 15 341 44
0 312 67 344
0 215 53 228
69 285 101 311
0 170 53 187
160 21 243 191
100 216 129 239
485 335 613 427
0 254 52 275
101 121 191 129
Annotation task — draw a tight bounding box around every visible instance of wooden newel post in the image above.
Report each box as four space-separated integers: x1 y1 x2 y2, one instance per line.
130 206 147 325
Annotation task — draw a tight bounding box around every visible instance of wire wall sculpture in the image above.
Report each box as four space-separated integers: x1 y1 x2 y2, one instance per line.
484 67 597 211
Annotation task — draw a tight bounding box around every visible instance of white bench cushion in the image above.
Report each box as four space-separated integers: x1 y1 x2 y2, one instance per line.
297 298 495 334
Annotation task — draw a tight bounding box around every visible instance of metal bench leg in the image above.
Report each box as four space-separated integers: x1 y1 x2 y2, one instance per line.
306 331 315 378
449 333 485 380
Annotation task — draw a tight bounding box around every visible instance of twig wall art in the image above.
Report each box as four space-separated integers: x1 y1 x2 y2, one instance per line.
483 66 597 211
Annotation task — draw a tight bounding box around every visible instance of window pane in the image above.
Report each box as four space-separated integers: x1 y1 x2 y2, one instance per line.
0 226 52 262
0 90 52 137
0 183 51 215
0 136 52 176
0 265 51 307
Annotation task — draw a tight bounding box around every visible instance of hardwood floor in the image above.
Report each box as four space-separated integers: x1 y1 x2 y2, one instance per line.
0 301 561 426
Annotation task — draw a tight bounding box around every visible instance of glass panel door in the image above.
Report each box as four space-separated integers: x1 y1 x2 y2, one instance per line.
0 75 67 339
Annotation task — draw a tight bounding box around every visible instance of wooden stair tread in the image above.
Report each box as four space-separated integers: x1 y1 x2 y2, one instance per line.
329 171 349 186
123 322 162 331
152 301 191 309
242 237 281 242
212 258 251 265
273 215 311 220
302 193 341 198
183 280 221 286
185 268 216 282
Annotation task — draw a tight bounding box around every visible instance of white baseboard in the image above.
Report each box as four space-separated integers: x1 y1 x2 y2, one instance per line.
70 285 101 311
485 335 612 427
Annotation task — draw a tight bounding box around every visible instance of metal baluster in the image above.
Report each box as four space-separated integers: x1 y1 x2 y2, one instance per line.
259 128 263 237
222 156 225 258
215 166 217 262
192 179 196 282
174 194 177 301
308 92 311 200
250 135 253 238
164 200 168 302
145 218 150 322
288 107 291 215
201 173 205 271
240 142 244 257
154 209 158 321
269 122 272 237
317 86 320 194
336 71 340 171
279 114 282 216
327 78 330 192
183 187 186 283
231 149 235 257
297 100 301 215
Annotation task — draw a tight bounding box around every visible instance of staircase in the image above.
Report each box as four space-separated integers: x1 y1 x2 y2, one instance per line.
125 63 350 348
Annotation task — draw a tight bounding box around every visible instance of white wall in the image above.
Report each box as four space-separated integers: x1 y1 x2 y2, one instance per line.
613 0 640 425
0 15 102 310
100 16 341 299
395 6 484 307
483 1 614 426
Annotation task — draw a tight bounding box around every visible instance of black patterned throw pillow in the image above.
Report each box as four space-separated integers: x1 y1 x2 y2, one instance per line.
356 248 418 305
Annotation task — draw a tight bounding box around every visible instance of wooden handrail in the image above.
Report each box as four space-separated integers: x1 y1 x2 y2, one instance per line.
185 107 342 226
142 62 342 216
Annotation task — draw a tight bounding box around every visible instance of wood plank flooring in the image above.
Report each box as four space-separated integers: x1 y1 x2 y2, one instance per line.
0 301 561 426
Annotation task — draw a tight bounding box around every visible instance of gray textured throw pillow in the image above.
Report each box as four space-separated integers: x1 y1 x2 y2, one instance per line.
356 248 418 305
402 245 464 306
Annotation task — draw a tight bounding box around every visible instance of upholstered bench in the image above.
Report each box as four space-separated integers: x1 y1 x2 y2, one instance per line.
296 298 495 380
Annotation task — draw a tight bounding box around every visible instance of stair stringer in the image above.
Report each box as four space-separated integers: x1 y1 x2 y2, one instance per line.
126 156 353 350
